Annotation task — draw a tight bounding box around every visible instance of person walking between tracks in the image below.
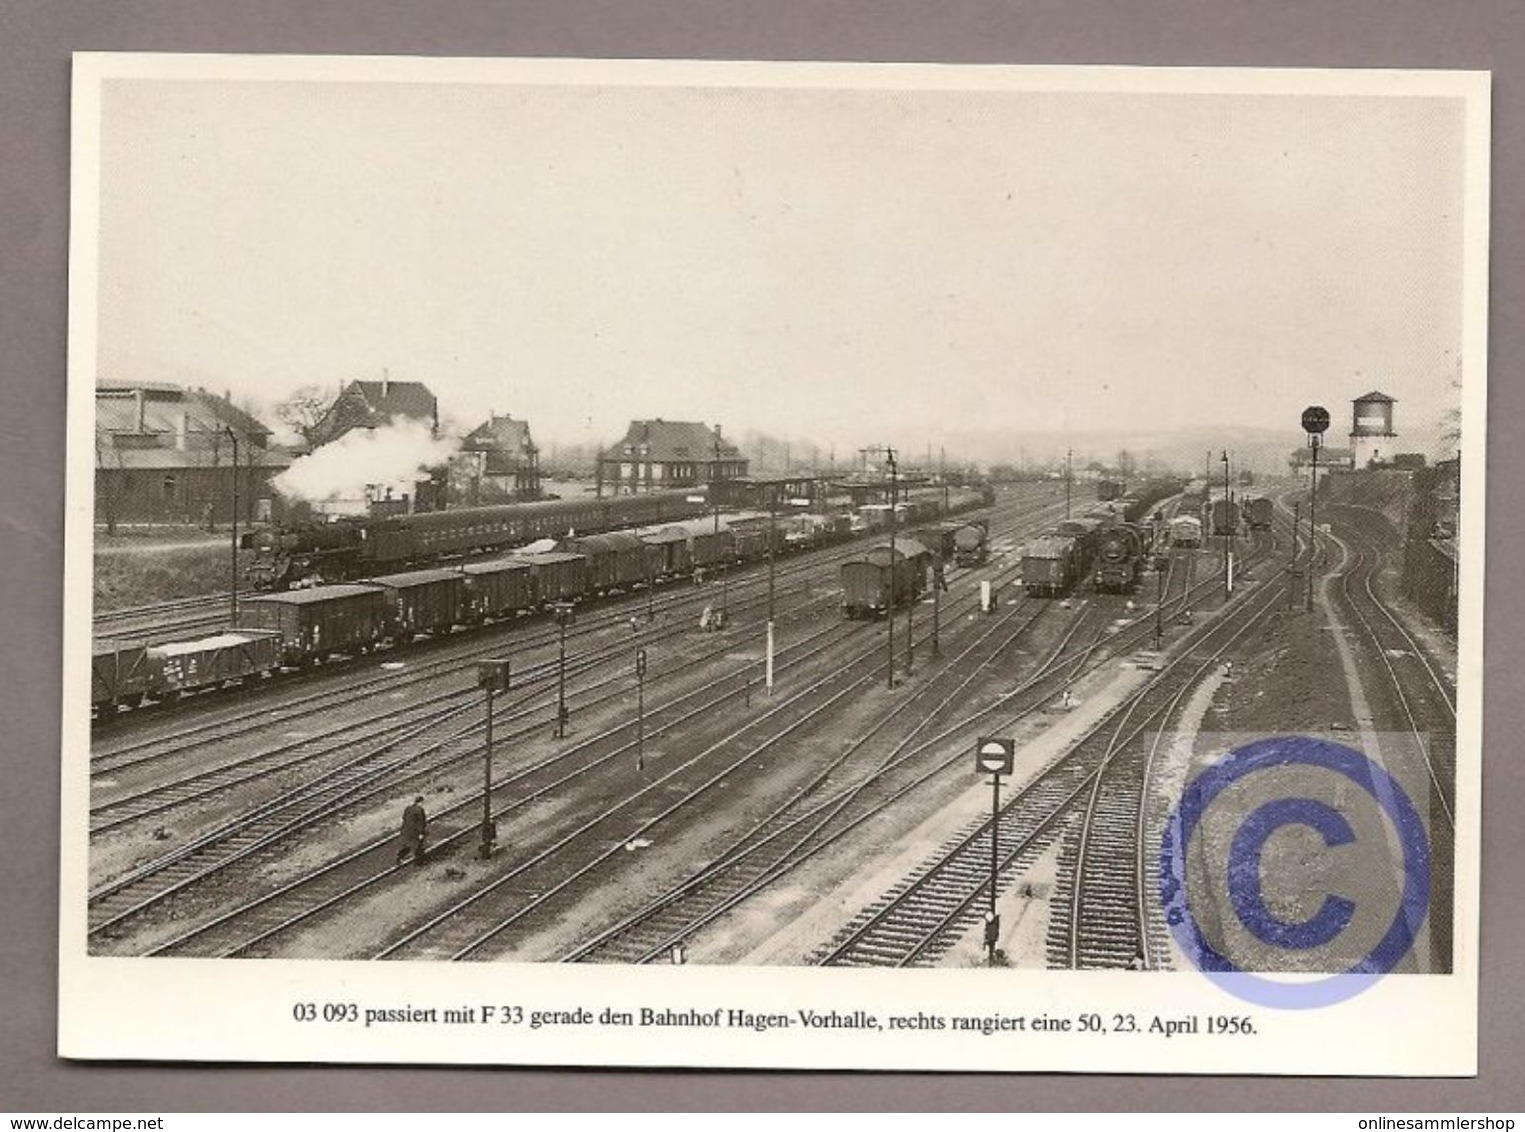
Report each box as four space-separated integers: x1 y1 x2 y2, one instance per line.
395 795 428 867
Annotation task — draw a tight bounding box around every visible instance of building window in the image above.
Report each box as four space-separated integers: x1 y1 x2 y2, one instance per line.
162 475 177 502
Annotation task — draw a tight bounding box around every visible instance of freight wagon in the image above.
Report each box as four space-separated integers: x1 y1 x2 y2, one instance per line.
840 539 931 619
557 531 654 592
514 551 588 604
237 584 389 665
149 630 284 697
460 558 535 622
637 526 695 579
92 638 151 716
371 568 469 640
1244 496 1274 530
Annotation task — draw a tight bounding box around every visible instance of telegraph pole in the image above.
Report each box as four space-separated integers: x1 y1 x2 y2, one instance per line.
862 445 900 688
766 485 777 696
1221 450 1231 598
1065 448 1073 519
222 427 240 626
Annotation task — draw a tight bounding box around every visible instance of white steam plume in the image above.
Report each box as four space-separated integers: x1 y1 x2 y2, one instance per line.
274 417 458 503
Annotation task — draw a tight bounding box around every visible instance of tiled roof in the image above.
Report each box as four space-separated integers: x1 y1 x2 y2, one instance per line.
95 383 279 469
602 420 741 463
312 379 438 444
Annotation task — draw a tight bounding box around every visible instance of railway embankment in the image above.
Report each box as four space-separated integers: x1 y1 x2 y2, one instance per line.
95 538 244 612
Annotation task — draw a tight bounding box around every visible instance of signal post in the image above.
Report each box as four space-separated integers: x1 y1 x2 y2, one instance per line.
475 658 511 859
975 737 1016 965
1301 405 1330 611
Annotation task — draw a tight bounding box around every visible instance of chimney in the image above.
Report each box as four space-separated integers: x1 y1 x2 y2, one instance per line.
175 410 189 451
134 388 146 433
381 367 390 400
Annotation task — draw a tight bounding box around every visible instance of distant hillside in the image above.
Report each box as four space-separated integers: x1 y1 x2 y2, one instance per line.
927 425 1306 480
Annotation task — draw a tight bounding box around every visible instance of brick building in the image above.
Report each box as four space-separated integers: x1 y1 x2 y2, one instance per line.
452 413 542 503
595 420 747 496
309 376 439 446
94 381 291 530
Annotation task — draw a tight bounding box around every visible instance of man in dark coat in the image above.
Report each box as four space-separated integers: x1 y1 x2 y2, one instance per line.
396 795 427 866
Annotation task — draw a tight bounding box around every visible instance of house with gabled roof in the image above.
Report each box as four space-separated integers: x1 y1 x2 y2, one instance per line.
308 375 439 448
452 413 542 502
595 419 747 496
94 380 292 529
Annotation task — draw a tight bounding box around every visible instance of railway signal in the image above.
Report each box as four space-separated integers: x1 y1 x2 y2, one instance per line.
975 737 1015 965
476 658 511 858
551 601 576 738
635 647 647 772
1302 405 1329 612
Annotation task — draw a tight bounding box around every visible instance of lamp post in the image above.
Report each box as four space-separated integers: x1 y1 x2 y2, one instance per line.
712 429 729 618
223 427 240 626
552 601 576 737
932 559 943 658
475 659 510 858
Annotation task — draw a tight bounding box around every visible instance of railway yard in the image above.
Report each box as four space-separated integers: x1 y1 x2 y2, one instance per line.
84 476 1458 973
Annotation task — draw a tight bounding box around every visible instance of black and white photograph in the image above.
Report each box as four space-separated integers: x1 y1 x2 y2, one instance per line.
60 55 1488 1074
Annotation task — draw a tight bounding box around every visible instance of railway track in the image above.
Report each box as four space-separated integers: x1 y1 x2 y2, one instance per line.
815 528 1284 968
138 544 1041 959
566 534 1275 967
101 491 1073 951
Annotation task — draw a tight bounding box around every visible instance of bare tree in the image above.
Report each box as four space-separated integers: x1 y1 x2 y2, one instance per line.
274 385 339 448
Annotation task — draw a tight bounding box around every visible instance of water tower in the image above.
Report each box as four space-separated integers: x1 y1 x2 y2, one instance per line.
1350 390 1397 469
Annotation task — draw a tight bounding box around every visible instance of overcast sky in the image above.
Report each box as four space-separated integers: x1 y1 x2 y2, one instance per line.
90 66 1473 458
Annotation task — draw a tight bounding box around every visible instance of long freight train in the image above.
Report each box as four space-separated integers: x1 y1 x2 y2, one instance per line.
95 488 988 717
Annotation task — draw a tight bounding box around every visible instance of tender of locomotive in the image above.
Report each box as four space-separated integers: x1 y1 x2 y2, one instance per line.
1093 523 1145 593
1021 535 1081 597
1169 514 1203 549
952 521 989 567
1207 498 1242 537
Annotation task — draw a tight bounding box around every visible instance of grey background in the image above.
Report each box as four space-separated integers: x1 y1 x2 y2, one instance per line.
3 0 1518 1112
